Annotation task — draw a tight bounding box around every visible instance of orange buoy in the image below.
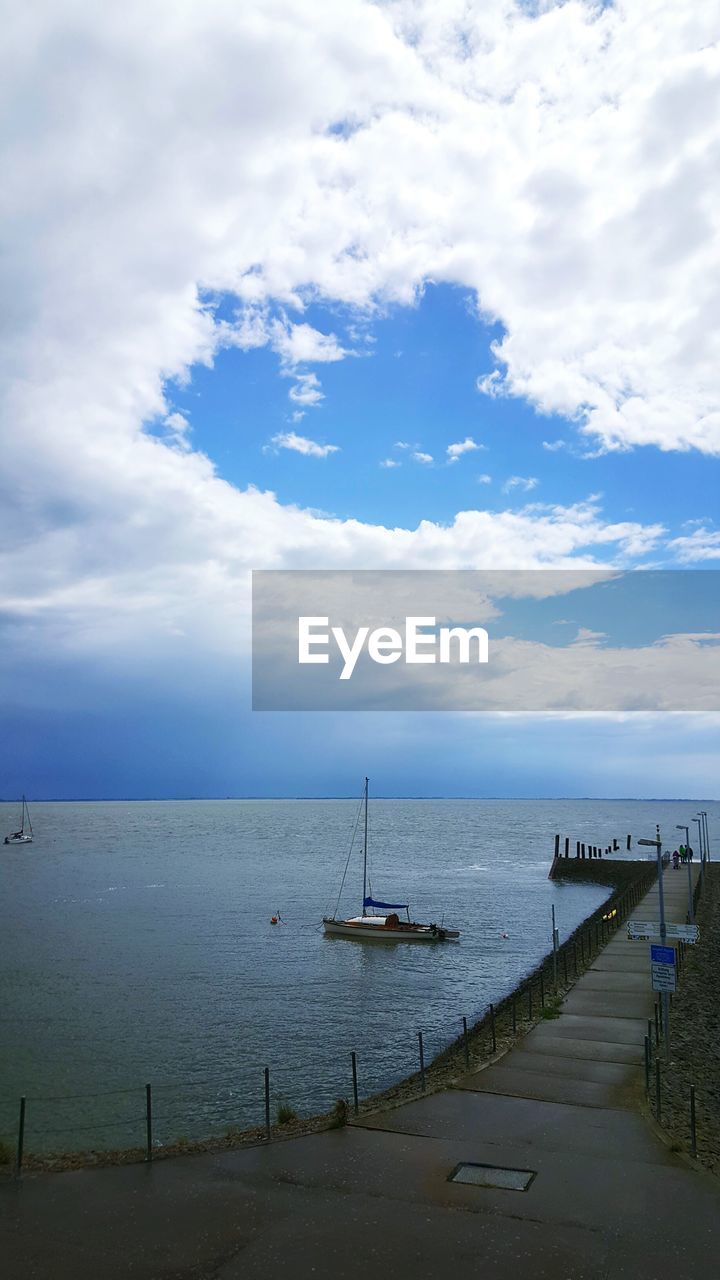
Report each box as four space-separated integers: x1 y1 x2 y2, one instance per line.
270 916 278 925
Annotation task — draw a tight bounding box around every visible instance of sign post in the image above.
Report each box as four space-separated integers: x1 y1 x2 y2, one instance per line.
627 921 699 943
650 944 676 993
639 829 670 1058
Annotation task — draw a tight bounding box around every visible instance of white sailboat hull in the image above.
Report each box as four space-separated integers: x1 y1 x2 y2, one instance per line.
323 917 459 942
4 834 32 845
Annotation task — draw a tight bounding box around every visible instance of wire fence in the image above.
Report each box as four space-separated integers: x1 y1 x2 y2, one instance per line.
642 862 719 1173
0 864 656 1177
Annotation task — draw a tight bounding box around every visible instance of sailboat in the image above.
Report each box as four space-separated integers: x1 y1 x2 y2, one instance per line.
4 795 33 845
322 778 459 942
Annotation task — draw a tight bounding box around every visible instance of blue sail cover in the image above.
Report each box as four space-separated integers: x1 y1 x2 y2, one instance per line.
363 896 408 910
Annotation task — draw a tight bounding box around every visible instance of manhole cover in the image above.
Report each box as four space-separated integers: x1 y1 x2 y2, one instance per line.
448 1162 536 1191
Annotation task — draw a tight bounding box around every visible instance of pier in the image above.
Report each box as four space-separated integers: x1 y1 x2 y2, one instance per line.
2 862 718 1280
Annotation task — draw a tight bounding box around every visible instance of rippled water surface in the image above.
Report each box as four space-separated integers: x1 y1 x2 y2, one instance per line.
1 797 715 1151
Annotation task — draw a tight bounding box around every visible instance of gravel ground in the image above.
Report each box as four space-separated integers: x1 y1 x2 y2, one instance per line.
649 865 720 1175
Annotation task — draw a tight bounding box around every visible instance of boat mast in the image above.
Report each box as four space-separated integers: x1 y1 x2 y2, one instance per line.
24 797 32 838
362 777 368 916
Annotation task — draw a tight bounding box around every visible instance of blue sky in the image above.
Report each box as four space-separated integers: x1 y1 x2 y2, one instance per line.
169 284 719 539
2 0 720 800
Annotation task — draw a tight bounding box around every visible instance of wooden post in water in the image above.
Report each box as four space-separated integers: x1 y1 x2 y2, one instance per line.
564 837 570 857
554 833 560 858
351 1052 359 1115
627 834 632 850
145 1084 152 1162
576 840 580 859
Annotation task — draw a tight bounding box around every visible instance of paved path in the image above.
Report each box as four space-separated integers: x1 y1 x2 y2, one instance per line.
2 864 717 1280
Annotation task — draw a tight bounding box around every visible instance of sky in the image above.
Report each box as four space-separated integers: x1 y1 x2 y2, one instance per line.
1 0 720 798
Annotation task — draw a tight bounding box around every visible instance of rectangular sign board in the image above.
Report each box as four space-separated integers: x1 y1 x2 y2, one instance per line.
627 920 699 943
651 962 677 993
651 944 675 965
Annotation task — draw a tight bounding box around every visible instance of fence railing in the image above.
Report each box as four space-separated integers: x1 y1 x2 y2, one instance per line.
644 862 717 1171
1 864 657 1178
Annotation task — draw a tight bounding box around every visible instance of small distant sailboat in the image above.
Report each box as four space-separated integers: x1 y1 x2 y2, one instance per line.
322 778 459 942
4 795 33 845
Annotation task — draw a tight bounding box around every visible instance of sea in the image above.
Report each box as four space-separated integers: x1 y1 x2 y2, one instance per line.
1 797 715 1154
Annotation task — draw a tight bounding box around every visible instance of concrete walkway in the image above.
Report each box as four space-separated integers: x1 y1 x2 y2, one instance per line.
2 865 718 1280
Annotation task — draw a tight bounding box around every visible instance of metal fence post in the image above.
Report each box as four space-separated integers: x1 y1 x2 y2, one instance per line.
145 1084 152 1162
655 1061 661 1124
644 1036 650 1093
690 1085 697 1158
462 1017 470 1068
351 1051 359 1115
264 1066 271 1141
489 1003 496 1053
15 1096 25 1179
418 1031 426 1092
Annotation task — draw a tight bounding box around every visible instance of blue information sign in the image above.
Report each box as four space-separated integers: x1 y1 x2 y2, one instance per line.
651 944 675 965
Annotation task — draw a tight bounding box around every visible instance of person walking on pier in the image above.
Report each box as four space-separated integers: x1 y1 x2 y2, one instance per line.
672 849 680 870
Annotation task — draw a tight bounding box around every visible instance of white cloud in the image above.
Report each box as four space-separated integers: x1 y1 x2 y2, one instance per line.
503 476 539 494
271 320 347 366
3 0 720 475
0 0 714 700
412 451 434 464
380 458 400 468
163 412 192 451
287 372 324 407
268 431 339 458
447 436 483 463
668 528 720 563
542 440 567 453
477 473 492 485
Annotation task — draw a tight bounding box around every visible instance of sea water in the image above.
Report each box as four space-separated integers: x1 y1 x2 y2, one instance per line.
1 797 714 1152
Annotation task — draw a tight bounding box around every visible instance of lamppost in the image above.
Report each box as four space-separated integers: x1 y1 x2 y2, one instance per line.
638 825 670 1057
676 824 694 924
699 810 711 863
694 816 705 890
